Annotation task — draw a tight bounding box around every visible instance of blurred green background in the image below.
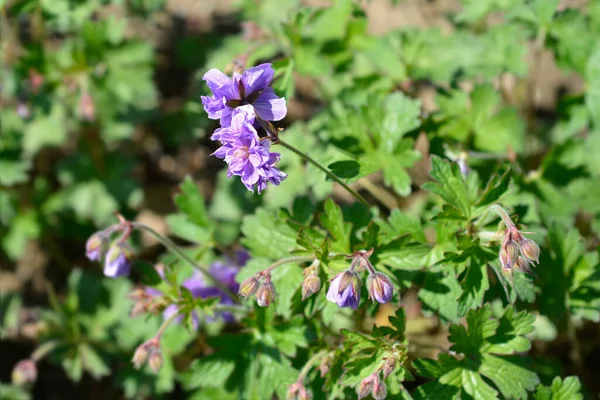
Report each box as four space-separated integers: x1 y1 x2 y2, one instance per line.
2 0 600 399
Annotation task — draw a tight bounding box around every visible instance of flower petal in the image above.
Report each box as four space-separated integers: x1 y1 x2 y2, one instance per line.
202 69 232 93
242 63 274 96
253 87 287 121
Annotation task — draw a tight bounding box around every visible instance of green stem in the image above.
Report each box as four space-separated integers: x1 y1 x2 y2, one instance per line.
31 340 59 362
131 223 238 302
276 139 370 207
297 350 327 382
155 310 181 339
475 204 515 230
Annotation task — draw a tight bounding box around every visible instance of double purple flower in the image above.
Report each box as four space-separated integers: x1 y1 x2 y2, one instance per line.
202 63 287 193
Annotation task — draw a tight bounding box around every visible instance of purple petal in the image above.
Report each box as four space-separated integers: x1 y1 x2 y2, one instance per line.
201 95 225 120
253 87 287 121
242 63 274 96
103 253 130 278
202 69 232 93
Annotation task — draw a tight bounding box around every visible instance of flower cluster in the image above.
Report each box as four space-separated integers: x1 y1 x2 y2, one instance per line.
499 225 540 276
239 271 276 307
86 228 134 278
201 63 288 193
357 371 387 400
326 249 394 310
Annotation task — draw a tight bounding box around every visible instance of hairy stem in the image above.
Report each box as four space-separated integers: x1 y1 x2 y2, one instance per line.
276 139 371 207
31 340 59 362
475 204 516 230
155 310 181 339
297 350 328 382
131 223 238 302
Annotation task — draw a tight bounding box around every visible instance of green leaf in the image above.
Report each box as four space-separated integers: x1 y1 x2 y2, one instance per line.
319 198 352 253
0 159 29 186
475 168 512 207
241 209 298 258
586 40 600 128
422 155 472 219
174 176 210 228
380 92 421 153
303 0 353 41
23 104 67 156
133 260 162 286
533 376 583 400
179 357 236 390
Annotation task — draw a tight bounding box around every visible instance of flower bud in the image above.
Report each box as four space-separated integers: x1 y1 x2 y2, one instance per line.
371 375 387 400
85 232 106 261
287 381 312 400
104 242 133 278
326 270 361 310
382 355 397 379
357 375 375 399
238 275 260 298
515 256 533 274
12 359 37 386
499 240 519 269
256 279 276 307
148 350 163 374
79 91 95 121
132 338 159 370
302 274 321 301
520 238 540 264
367 272 394 304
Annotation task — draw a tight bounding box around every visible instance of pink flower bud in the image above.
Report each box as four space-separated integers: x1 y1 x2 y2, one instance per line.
301 274 321 301
148 350 163 374
132 338 160 370
238 275 260 298
256 279 276 307
366 272 394 304
382 355 397 379
79 91 95 121
520 238 540 264
12 359 37 386
499 240 519 269
287 381 312 400
515 257 533 274
357 375 375 399
371 375 387 400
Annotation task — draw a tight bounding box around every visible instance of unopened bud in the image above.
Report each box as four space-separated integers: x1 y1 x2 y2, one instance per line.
239 276 260 298
12 359 37 386
515 257 533 274
338 270 359 295
357 375 375 399
371 375 387 400
79 91 95 121
132 338 159 370
148 350 163 374
302 274 321 301
287 381 312 400
499 240 519 269
367 272 394 304
382 356 397 379
256 279 276 307
104 242 133 278
520 238 540 264
86 232 106 261
318 354 332 378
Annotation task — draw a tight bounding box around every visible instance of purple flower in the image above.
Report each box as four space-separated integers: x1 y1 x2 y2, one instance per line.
326 271 361 310
201 63 287 127
213 130 287 193
366 272 394 304
146 252 248 327
104 243 132 278
85 232 105 261
211 105 255 144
